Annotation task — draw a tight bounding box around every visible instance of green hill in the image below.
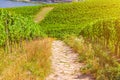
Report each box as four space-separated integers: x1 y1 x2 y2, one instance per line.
40 0 120 38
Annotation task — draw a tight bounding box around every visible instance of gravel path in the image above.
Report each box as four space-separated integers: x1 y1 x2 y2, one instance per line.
46 40 93 80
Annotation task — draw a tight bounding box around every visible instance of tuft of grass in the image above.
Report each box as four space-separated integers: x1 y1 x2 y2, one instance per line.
0 38 53 80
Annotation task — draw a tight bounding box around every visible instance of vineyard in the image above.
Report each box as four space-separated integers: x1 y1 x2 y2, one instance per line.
39 0 120 79
6 5 43 17
1 0 120 79
0 9 45 53
40 0 120 38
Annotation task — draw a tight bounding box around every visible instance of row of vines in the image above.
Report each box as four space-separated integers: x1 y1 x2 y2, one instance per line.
0 9 44 53
80 18 120 57
40 0 120 38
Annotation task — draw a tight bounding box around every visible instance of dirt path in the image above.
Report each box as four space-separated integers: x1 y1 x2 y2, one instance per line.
46 40 93 80
34 7 54 23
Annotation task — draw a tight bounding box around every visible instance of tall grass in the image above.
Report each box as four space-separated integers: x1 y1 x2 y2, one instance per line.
0 38 53 80
64 35 120 80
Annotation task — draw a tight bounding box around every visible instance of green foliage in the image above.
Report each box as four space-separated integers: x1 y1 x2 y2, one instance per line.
40 0 120 38
6 5 43 17
79 18 120 57
0 9 45 47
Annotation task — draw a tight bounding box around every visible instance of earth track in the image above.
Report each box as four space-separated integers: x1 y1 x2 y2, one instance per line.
46 40 93 80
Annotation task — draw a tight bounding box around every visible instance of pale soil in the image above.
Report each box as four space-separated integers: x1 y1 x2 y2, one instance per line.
34 7 54 23
46 40 93 80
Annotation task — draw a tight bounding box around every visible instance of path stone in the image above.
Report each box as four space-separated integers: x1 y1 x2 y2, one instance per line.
46 40 93 80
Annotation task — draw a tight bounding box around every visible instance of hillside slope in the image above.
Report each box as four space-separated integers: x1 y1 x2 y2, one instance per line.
40 0 120 38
